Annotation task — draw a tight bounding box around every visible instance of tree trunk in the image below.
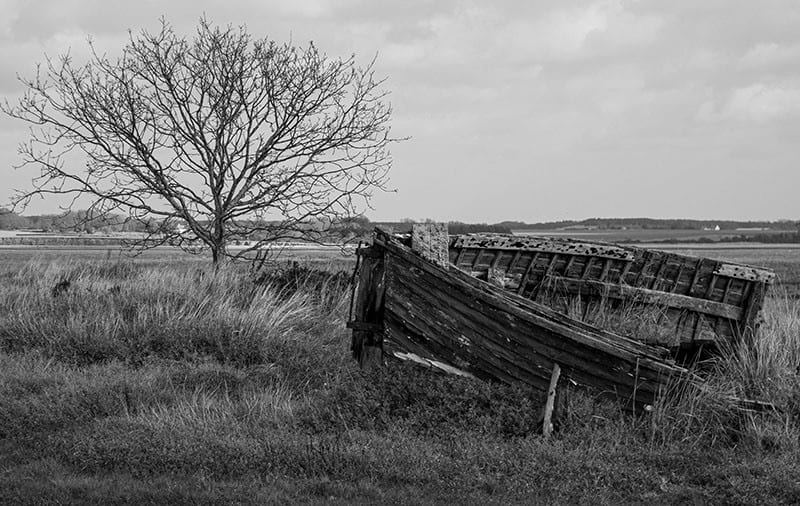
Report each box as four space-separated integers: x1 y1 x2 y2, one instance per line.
210 218 225 265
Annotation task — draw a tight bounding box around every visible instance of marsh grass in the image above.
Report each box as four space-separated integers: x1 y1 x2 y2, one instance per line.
0 258 347 370
1 258 800 504
533 278 681 347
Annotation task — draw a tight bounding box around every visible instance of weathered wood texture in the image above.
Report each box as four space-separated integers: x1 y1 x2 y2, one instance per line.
411 223 449 269
375 230 687 408
448 234 774 351
347 246 386 368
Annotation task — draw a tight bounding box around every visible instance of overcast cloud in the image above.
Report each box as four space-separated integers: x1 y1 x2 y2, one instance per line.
1 0 798 222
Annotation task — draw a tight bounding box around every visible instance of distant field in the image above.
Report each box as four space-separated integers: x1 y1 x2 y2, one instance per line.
0 244 356 272
513 228 792 242
511 229 800 293
650 246 800 296
3 241 798 287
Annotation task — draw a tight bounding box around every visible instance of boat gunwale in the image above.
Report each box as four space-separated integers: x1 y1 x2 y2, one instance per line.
450 232 776 284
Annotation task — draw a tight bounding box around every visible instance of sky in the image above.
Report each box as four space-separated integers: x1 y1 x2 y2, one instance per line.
0 0 799 223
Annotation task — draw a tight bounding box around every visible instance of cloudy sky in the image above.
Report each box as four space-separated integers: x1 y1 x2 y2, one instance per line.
1 0 798 222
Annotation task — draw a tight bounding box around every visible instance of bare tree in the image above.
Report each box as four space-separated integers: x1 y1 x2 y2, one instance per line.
2 18 394 263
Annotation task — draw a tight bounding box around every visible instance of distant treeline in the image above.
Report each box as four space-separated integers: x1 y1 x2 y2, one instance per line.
0 209 144 233
0 236 138 246
0 210 514 243
4 207 797 239
499 218 800 231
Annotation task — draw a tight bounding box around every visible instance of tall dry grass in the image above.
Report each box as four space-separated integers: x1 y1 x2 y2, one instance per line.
526 279 800 450
2 257 800 502
0 258 350 373
3 257 798 450
644 290 800 450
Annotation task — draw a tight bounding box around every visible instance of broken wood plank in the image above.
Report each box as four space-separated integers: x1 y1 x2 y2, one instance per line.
349 246 386 368
716 263 776 283
452 235 635 260
543 363 561 438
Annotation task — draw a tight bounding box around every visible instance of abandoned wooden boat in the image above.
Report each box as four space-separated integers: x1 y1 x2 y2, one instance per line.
347 226 775 407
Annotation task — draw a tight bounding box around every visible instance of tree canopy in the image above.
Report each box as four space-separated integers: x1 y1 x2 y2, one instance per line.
3 18 395 262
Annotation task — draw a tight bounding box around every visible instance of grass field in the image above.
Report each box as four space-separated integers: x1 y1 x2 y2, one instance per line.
1 247 800 504
513 228 797 243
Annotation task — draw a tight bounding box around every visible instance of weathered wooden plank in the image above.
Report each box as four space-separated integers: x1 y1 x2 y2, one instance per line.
650 259 669 290
452 235 635 260
349 247 386 368
488 250 504 271
670 263 685 293
517 252 540 295
727 279 747 307
716 263 776 283
618 260 633 284
687 258 705 296
721 278 733 304
600 258 612 282
634 252 654 287
563 255 577 277
532 254 561 300
741 282 768 345
690 312 702 343
471 250 484 270
538 277 743 321
506 250 523 274
581 257 595 279
454 248 467 266
704 273 718 300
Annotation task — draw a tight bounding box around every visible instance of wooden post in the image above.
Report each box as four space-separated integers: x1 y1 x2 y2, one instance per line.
411 223 449 269
542 363 561 438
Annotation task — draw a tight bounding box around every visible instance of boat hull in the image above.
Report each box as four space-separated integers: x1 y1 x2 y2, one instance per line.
350 229 690 407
